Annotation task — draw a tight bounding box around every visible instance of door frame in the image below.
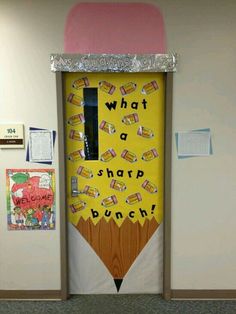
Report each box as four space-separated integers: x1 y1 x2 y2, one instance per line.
54 55 175 300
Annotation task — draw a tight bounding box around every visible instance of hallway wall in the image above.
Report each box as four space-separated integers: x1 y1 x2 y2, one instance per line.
0 0 235 291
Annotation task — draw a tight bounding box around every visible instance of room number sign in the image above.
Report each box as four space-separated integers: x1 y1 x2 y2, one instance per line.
0 124 24 148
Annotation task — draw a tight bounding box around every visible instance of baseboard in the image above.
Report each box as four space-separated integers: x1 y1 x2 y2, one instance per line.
172 289 236 299
0 290 63 300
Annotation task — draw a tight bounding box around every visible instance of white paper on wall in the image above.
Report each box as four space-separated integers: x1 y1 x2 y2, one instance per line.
29 130 54 162
177 130 211 157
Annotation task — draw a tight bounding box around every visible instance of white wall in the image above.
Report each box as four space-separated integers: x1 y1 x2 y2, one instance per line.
162 0 236 289
0 0 67 290
0 0 236 291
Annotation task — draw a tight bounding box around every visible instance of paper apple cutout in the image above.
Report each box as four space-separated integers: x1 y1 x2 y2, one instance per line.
11 175 54 211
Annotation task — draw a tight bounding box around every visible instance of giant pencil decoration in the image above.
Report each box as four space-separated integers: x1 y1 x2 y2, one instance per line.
77 217 159 291
65 72 164 292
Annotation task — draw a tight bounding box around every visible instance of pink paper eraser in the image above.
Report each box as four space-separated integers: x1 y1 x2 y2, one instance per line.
64 3 166 54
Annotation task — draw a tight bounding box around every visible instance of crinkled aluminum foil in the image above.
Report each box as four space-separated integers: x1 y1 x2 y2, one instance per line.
50 54 177 73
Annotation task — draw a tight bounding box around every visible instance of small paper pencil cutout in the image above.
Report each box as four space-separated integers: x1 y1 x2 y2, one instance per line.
70 201 86 213
142 149 158 161
72 77 89 89
101 195 118 207
67 113 85 126
69 130 84 141
122 113 139 125
99 120 116 134
126 193 142 205
120 82 137 95
100 149 116 162
67 149 85 162
77 166 93 178
137 126 154 138
141 80 159 95
99 81 116 95
83 185 100 198
121 149 137 163
142 180 158 194
67 93 84 106
110 179 126 192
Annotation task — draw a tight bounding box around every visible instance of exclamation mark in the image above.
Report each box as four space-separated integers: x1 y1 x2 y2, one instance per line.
151 204 156 214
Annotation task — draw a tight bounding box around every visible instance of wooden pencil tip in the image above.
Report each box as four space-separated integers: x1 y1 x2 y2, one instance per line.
114 279 123 292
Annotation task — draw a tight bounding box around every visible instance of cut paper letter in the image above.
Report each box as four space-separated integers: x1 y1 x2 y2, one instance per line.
177 130 211 157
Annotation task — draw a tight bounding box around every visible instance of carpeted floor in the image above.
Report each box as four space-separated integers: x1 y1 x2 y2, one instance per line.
0 294 236 314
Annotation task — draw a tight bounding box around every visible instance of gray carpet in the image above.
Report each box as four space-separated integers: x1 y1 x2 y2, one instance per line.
0 295 236 314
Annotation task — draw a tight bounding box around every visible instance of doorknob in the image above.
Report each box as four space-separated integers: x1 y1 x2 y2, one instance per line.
71 176 84 197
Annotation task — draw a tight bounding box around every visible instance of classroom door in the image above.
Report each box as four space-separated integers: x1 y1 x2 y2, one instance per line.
64 72 165 293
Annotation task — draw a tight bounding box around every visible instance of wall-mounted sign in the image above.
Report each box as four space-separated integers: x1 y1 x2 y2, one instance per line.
0 124 24 148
